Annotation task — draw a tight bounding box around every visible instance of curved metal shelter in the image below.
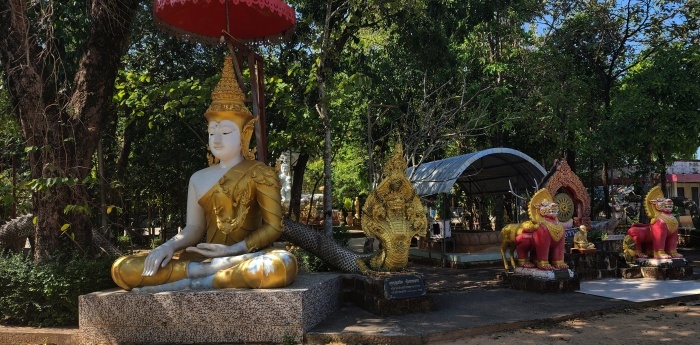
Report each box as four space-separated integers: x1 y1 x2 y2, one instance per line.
407 148 547 197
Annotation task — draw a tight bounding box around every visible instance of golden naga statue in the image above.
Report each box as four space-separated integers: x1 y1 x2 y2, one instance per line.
500 188 568 271
111 55 297 292
361 143 427 272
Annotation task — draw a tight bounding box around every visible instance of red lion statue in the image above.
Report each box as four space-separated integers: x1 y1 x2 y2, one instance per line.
624 185 682 261
500 188 568 271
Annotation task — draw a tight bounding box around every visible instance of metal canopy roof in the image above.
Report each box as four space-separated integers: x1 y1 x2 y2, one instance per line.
407 148 547 196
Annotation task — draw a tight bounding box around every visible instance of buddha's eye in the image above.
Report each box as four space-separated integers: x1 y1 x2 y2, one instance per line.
220 125 235 135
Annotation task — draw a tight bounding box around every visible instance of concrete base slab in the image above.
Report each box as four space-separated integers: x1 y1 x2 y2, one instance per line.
508 274 581 293
578 278 700 302
78 273 342 344
513 267 574 279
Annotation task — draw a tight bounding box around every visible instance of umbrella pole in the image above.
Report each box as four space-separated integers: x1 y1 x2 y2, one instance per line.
225 0 230 33
249 53 268 164
224 33 269 165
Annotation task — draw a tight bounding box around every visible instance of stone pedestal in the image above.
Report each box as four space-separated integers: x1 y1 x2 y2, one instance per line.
570 248 597 254
620 258 693 280
565 251 622 280
79 273 342 345
342 273 433 316
504 268 580 293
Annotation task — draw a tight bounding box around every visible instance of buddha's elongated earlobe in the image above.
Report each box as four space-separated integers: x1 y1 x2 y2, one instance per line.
241 118 257 160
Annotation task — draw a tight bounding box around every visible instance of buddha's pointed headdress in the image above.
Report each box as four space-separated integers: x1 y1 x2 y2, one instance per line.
205 55 255 130
205 54 256 160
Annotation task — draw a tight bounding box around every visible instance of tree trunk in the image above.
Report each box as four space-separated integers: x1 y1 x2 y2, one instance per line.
289 154 310 221
495 195 504 232
589 157 595 217
317 0 334 238
659 151 667 195
565 135 576 173
0 0 140 263
640 116 656 224
602 161 611 218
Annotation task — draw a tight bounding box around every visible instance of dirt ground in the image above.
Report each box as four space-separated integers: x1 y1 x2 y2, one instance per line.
432 301 700 345
413 248 700 345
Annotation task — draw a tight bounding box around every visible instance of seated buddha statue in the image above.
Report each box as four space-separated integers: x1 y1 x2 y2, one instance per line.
111 55 297 292
573 225 596 250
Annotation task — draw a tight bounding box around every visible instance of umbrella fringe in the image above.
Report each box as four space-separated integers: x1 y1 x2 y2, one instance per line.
153 14 295 47
154 0 296 23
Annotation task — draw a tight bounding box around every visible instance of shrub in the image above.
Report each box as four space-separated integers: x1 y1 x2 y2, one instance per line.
150 237 163 249
588 230 608 242
0 252 116 327
117 235 132 253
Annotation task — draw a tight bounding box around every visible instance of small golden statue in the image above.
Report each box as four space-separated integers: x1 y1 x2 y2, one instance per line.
360 143 427 272
573 225 596 251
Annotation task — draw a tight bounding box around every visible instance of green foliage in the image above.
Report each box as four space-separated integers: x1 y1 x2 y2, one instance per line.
117 235 132 253
611 43 700 165
0 253 116 327
292 248 330 273
150 237 163 249
588 230 607 243
343 197 353 211
331 144 369 207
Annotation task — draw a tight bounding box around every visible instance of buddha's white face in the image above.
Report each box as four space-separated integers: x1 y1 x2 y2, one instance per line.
208 120 241 163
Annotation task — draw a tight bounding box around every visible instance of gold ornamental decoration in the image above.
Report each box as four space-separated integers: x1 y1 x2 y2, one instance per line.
205 55 252 120
204 54 254 131
553 192 574 222
645 185 678 233
529 188 563 242
644 185 665 221
361 143 427 272
544 159 590 228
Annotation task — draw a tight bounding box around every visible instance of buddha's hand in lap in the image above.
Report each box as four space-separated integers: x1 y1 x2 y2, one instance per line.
142 244 175 276
185 242 245 258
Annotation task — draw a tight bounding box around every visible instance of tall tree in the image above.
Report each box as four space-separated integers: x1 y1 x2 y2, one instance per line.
288 0 423 236
611 42 700 219
0 0 140 263
533 0 691 215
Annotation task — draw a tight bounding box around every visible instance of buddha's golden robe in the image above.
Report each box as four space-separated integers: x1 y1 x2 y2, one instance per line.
111 160 297 290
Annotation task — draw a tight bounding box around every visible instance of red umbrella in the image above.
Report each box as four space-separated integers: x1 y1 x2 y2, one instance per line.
153 0 296 45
